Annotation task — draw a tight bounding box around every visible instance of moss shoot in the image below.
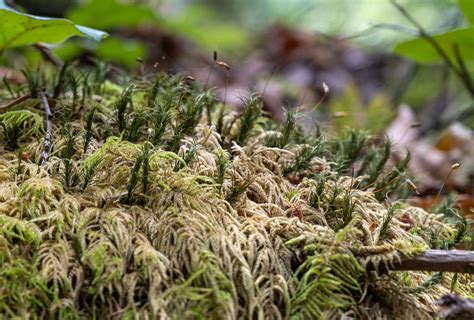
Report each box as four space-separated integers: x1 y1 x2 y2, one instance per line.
0 66 472 319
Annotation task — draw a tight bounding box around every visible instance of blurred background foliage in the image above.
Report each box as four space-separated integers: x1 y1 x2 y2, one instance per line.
8 0 467 55
3 0 472 122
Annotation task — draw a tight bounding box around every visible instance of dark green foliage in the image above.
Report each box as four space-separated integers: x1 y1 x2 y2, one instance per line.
80 71 92 110
196 91 215 127
0 111 42 150
357 139 391 188
174 144 197 172
126 142 153 203
309 174 327 209
114 84 134 133
81 153 104 190
434 195 469 249
338 191 354 229
71 235 84 268
411 272 444 294
215 103 226 135
148 74 160 106
182 92 207 135
170 90 206 152
53 62 70 99
124 111 147 142
0 121 21 149
67 72 80 111
216 149 229 194
266 107 297 148
433 194 457 216
22 68 44 99
377 204 398 241
373 152 411 201
126 152 144 203
327 184 342 212
83 107 96 154
284 137 325 175
90 61 109 89
141 142 152 197
279 108 297 147
448 215 468 249
234 95 263 146
62 128 77 188
150 104 172 146
333 130 367 174
225 176 252 203
2 76 16 99
292 125 313 145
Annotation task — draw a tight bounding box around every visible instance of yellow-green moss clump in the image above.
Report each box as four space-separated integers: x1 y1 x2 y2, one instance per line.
0 68 472 319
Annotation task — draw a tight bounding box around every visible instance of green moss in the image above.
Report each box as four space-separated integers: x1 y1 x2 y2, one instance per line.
0 67 470 319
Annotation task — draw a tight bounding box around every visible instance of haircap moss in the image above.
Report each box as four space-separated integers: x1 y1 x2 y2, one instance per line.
0 66 471 319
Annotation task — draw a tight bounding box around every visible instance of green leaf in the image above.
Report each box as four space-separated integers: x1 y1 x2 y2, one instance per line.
161 5 247 52
459 0 474 24
393 28 474 65
0 1 107 51
55 37 147 67
67 0 158 30
95 37 147 67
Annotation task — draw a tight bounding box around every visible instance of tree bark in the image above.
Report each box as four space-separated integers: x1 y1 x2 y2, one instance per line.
370 249 474 274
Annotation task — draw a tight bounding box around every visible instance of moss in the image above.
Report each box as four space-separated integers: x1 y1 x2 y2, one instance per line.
0 67 471 319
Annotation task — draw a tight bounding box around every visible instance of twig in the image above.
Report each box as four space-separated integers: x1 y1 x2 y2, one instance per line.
0 93 31 112
452 44 473 91
102 191 128 208
391 0 474 98
368 249 474 274
38 90 52 165
34 43 63 68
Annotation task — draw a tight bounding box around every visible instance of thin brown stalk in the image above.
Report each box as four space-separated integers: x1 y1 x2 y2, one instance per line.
368 249 474 274
0 93 31 111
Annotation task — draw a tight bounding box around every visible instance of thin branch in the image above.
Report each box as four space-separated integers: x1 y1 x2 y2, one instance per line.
39 90 52 165
34 43 63 68
369 249 474 274
0 93 31 112
452 43 473 91
102 192 128 208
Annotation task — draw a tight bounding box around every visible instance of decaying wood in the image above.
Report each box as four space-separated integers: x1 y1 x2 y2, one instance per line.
434 294 474 320
371 249 474 274
39 90 52 165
